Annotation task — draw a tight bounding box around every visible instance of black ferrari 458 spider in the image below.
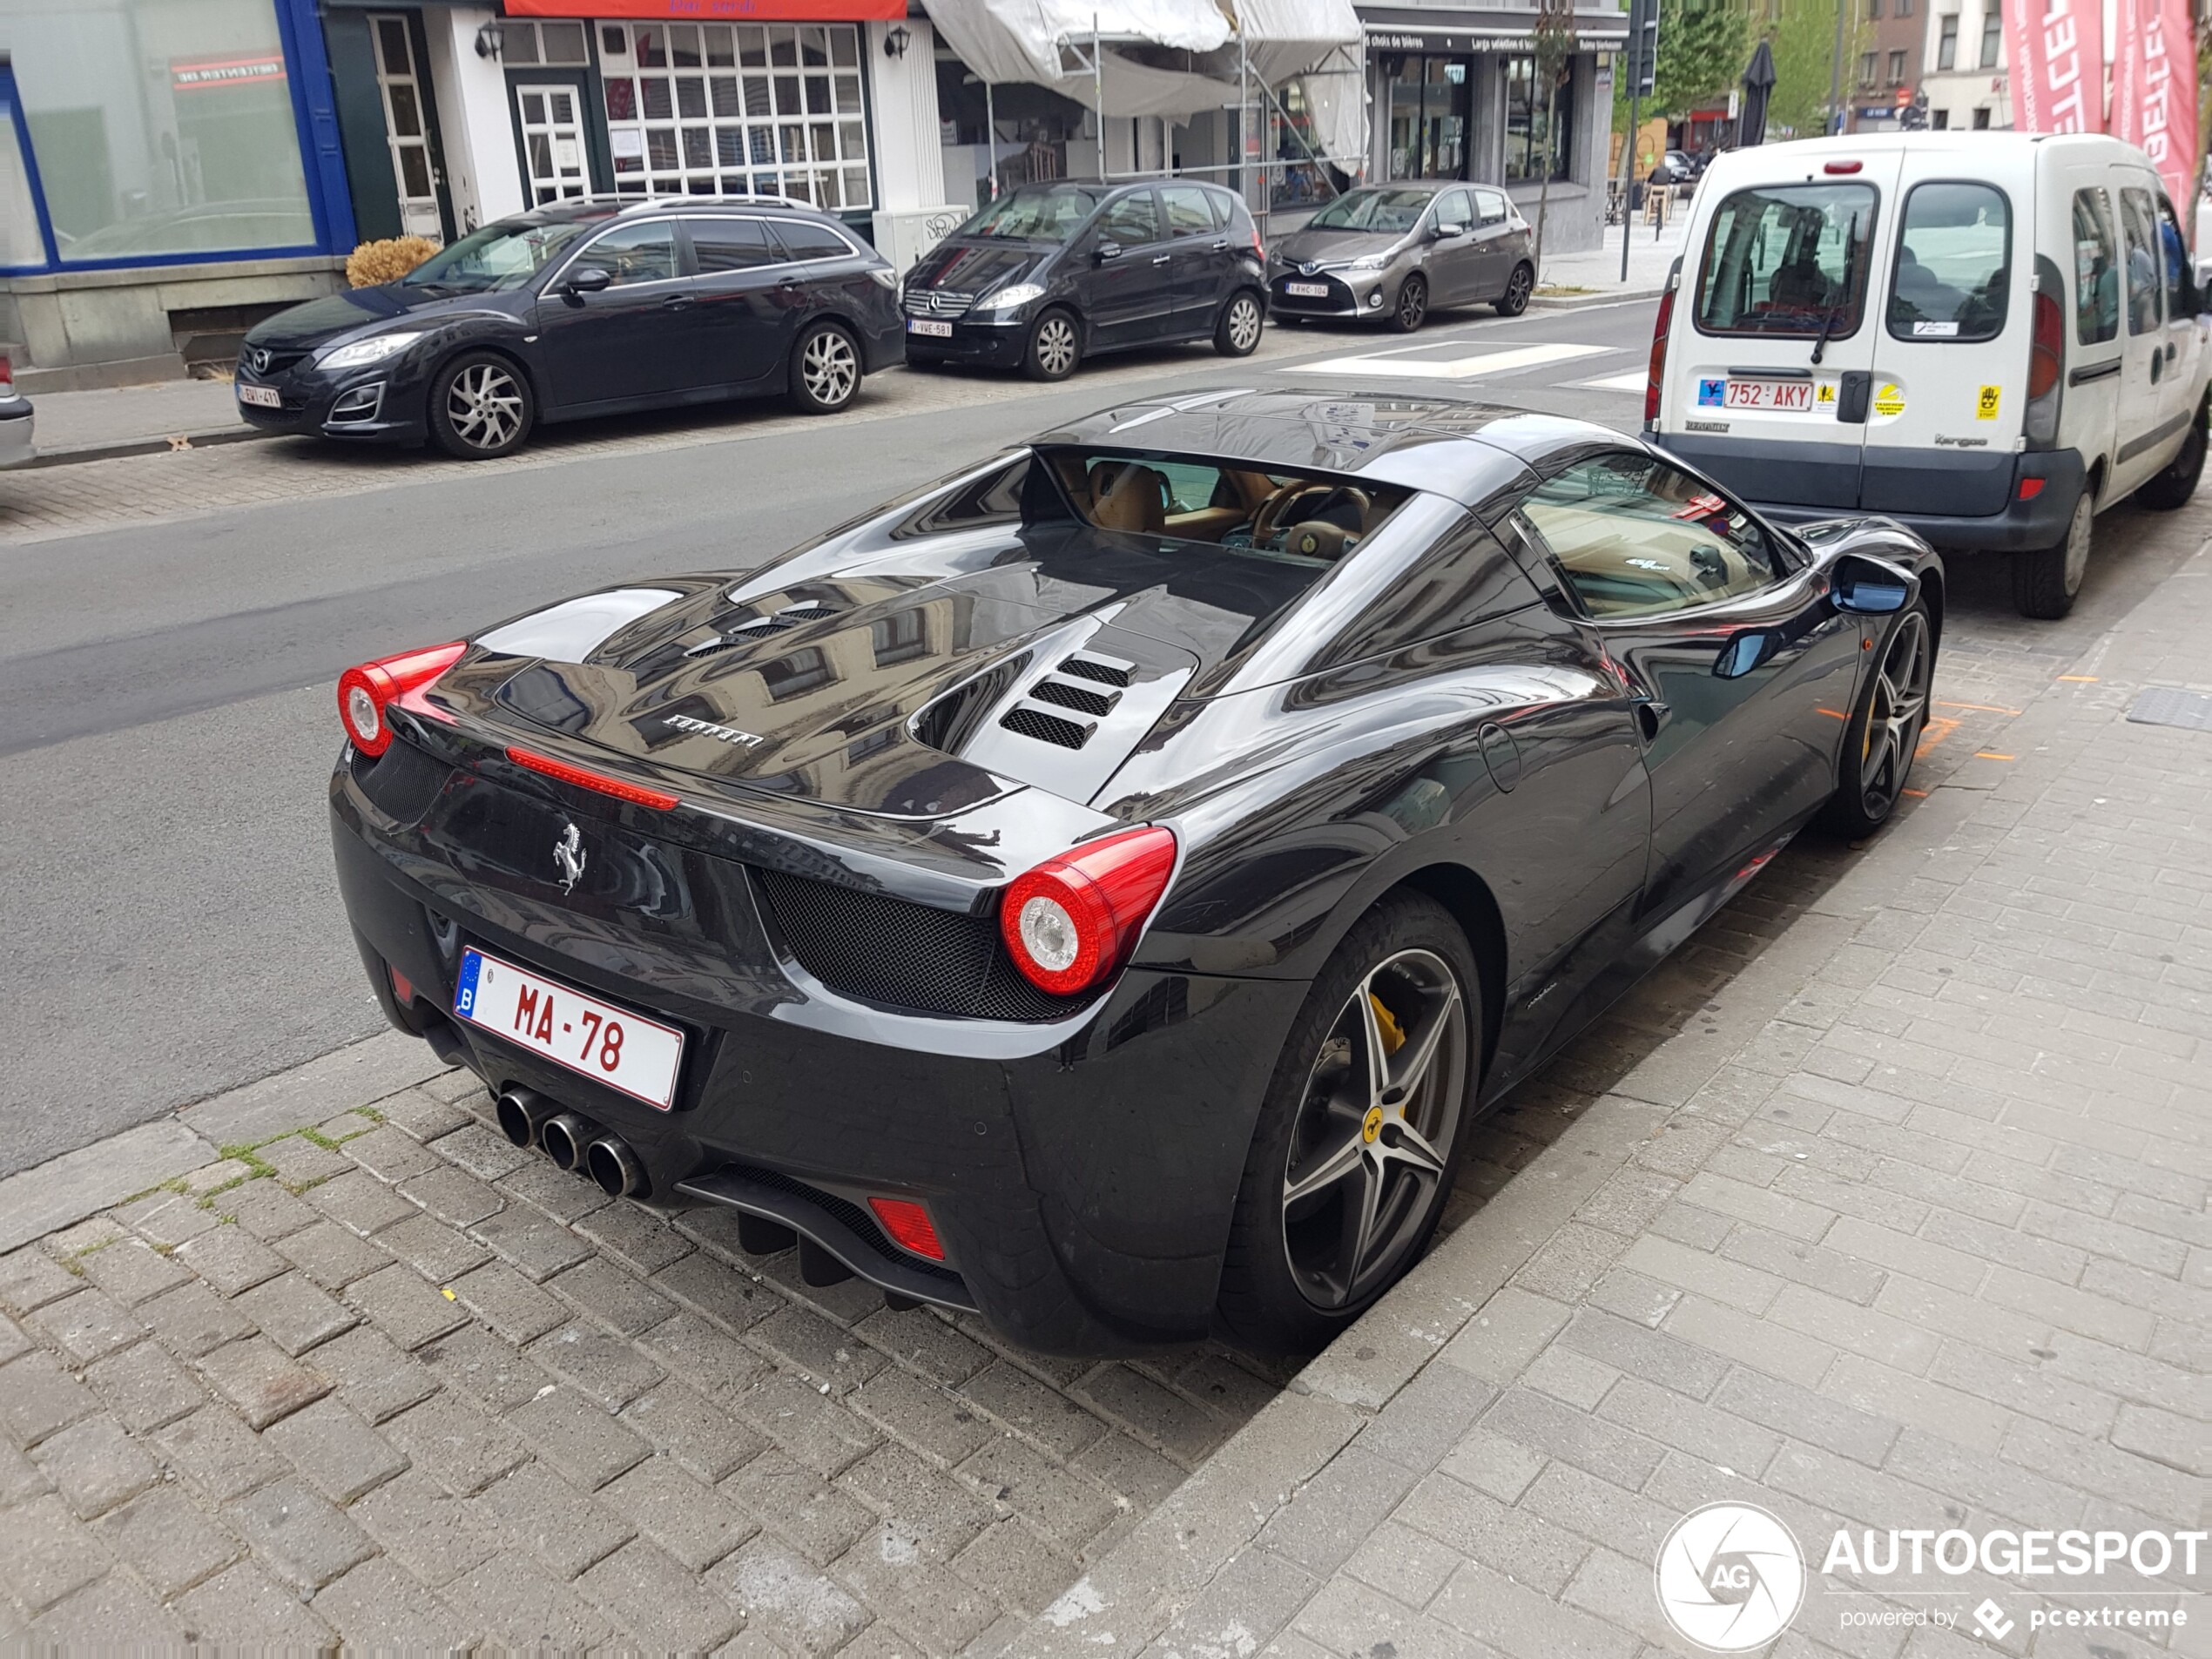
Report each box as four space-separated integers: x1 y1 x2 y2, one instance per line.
330 388 1940 1356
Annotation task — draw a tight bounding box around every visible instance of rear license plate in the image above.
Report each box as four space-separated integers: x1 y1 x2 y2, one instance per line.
1722 378 1814 411
1285 281 1330 298
237 383 282 409
453 948 684 1109
907 318 953 337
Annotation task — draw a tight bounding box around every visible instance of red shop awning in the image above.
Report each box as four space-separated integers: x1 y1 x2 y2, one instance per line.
503 0 906 17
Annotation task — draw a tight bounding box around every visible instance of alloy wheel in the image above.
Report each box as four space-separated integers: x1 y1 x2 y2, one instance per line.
801 328 859 408
1502 264 1533 314
1226 295 1262 352
447 363 523 452
1280 948 1467 1309
1035 315 1077 377
1859 610 1931 817
1395 279 1427 331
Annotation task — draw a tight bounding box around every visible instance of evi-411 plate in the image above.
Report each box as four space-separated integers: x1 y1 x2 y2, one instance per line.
454 948 684 1109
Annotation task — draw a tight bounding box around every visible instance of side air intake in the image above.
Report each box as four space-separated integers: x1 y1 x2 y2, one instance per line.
998 705 1093 749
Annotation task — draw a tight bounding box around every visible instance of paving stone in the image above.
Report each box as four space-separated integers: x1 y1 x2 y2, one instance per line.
345 1124 445 1184
176 1225 288 1297
855 1305 994 1388
117 1190 220 1248
449 1258 568 1344
305 1169 418 1236
376 1211 494 1282
439 1554 617 1649
959 1362 1110 1461
25 1568 185 1649
722 1449 879 1567
219 1181 322 1242
196 1335 330 1429
28 1413 161 1519
473 1456 637 1580
602 1454 758 1570
0 1493 109 1613
498 1157 616 1224
76 1238 192 1306
342 1263 470 1351
959 1434 1118 1551
302 1324 437 1424
382 1393 529 1496
427 1122 531 1182
0 1245 82 1314
832 1523 1002 1653
574 1202 696 1277
1258 1445 1424 1579
508 1384 653 1491
528 1320 668 1412
951 1518 1081 1618
262 1396 408 1503
25 1285 145 1364
313 1556 473 1655
730 1368 882 1480
93 1482 244 1599
139 1278 258 1359
637 1309 771 1405
418 1322 555 1413
173 1559 337 1649
652 1247 778 1333
619 1380 768 1484
753 1305 888 1396
550 1255 678 1339
1430 1556 1643 1659
273 1219 394 1291
234 1271 358 1357
401 1164 506 1229
256 1133 353 1188
1074 1364 1231 1464
850 1363 996 1468
0 1434 50 1505
350 1468 502 1588
469 1203 593 1282
222 1474 375 1592
709 1533 873 1655
1071 1430 1188 1509
0 1349 99 1447
152 1406 288 1502
368 1086 473 1143
577 1537 743 1651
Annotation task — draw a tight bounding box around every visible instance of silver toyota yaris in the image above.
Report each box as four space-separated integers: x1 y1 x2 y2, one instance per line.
1266 180 1536 332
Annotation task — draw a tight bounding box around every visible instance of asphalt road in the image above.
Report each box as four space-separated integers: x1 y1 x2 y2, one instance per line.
0 293 2183 1177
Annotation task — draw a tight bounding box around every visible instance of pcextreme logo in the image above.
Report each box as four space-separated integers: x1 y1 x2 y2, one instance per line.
1655 1502 1806 1652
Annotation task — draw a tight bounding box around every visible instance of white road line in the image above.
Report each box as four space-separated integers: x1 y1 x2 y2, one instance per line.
1294 342 1611 381
1574 370 1650 392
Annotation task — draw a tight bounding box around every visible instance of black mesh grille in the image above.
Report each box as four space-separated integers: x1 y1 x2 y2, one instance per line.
1058 656 1132 687
755 868 1076 1022
722 1161 968 1285
1000 706 1091 749
1028 678 1117 717
353 738 451 823
685 604 834 658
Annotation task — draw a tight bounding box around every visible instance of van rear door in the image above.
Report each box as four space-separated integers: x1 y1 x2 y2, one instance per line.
1858 159 2027 519
1666 158 1899 511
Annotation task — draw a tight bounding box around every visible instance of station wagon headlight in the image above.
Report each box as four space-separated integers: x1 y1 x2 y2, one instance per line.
318 332 424 370
978 282 1045 312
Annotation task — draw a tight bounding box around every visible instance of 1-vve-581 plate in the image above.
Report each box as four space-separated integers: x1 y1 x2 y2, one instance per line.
454 948 684 1109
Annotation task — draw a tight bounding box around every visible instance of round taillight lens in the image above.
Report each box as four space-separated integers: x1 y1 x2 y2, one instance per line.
999 825 1178 997
1016 894 1082 976
339 666 392 754
337 642 465 758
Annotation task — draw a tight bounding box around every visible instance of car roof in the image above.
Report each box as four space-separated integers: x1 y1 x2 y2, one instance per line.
1032 388 1628 509
509 195 849 229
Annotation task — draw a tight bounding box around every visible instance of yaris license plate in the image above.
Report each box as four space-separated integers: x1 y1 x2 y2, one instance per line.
907 318 953 337
1285 281 1330 298
237 383 282 408
453 948 684 1109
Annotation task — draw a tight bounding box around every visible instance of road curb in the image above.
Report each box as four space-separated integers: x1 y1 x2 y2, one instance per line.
27 424 273 469
1529 285 1665 309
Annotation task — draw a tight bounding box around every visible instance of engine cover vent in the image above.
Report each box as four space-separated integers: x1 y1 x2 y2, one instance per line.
999 705 1093 749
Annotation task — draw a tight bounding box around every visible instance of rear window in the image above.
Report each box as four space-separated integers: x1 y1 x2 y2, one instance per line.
1695 183 1876 337
772 220 855 262
1888 182 2010 341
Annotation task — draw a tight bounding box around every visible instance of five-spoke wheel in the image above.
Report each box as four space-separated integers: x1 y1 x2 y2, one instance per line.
1820 601 1936 838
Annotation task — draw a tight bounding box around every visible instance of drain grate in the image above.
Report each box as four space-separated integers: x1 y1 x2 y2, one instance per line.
2126 687 2212 732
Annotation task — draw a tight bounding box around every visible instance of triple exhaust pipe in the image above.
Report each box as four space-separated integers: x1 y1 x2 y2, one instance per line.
496 1086 646 1198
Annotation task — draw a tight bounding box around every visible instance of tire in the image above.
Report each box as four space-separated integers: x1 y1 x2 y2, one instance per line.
2136 389 2209 509
2012 486 2094 620
1495 261 1534 316
1217 893 1481 1355
1214 290 1264 357
427 352 533 460
1817 600 1935 839
1022 308 1081 381
788 321 862 415
1389 274 1428 334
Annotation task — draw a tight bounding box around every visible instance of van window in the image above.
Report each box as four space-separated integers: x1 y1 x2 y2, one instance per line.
2073 189 2120 345
1695 184 1876 337
2118 188 2162 334
2155 196 2191 320
1887 182 2008 341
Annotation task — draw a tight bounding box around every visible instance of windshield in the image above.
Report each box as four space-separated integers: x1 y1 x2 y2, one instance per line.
1695 183 1876 336
401 219 601 292
1305 187 1432 233
956 185 1106 243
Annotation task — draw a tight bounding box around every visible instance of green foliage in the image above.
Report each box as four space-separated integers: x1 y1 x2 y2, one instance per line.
1765 0 1865 138
1649 0 1751 120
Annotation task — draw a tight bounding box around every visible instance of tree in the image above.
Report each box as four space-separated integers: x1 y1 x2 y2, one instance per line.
1764 0 1865 137
1649 0 1750 121
1532 0 1578 273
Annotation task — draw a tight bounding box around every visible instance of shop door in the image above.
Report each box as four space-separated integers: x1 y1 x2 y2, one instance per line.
368 15 442 239
515 82 589 206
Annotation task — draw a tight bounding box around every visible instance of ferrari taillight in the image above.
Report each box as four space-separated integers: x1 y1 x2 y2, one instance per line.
1644 282 1676 426
999 826 1177 997
338 642 466 756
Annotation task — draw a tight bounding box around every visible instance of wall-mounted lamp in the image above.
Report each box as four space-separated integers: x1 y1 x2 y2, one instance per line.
884 24 912 57
474 20 504 58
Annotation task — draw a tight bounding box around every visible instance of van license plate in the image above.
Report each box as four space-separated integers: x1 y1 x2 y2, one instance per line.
907 319 953 337
1723 378 1814 411
453 948 684 1109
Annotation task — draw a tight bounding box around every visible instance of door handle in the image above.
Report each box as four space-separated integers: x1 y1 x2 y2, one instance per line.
2166 341 2178 362
660 294 696 310
2152 352 2163 383
1633 698 1671 742
1210 239 1230 251
1151 253 1172 265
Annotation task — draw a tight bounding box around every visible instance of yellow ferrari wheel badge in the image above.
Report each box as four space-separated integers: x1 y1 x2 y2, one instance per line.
1362 1105 1385 1143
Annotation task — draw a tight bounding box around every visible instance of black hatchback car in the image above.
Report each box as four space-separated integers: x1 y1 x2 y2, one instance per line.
235 198 904 460
900 180 1267 380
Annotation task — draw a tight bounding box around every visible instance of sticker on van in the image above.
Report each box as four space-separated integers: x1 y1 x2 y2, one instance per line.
1872 383 1906 417
1697 378 1725 408
1911 321 1961 338
1817 382 1837 407
1975 385 2001 421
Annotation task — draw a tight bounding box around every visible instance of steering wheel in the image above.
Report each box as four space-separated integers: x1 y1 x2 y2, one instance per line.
1251 483 1371 548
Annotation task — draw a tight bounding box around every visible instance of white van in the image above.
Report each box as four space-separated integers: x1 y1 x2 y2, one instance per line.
1647 132 2209 617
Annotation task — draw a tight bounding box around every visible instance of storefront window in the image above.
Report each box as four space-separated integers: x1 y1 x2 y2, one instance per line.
0 77 45 269
1503 56 1572 183
0 0 317 263
598 21 871 211
1385 55 1468 180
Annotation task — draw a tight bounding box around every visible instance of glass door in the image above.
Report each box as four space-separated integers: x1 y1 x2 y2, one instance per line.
515 83 590 206
368 14 442 239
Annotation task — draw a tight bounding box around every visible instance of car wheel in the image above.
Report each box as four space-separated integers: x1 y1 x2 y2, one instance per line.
1217 893 1479 1355
1496 261 1534 316
1817 601 1935 839
428 352 533 460
2136 389 2208 509
1389 274 1428 334
1023 308 1081 381
789 321 862 415
1214 290 1264 357
2012 487 2094 619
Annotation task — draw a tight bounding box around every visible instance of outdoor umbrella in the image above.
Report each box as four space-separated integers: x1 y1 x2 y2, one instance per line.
1738 39 1776 146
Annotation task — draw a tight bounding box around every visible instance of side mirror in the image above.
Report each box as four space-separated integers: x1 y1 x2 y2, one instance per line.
563 266 612 295
1714 631 1774 679
1830 551 1918 615
1095 241 1123 264
1433 221 1467 239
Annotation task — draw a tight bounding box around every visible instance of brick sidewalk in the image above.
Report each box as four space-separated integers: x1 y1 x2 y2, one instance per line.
1027 543 2212 1657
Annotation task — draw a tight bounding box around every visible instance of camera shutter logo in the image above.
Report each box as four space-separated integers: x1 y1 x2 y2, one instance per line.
1655 1502 1806 1651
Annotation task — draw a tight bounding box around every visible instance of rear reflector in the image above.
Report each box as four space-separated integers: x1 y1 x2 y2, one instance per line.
2019 477 2046 500
868 1197 945 1260
388 966 415 1004
505 746 678 810
1824 160 1864 174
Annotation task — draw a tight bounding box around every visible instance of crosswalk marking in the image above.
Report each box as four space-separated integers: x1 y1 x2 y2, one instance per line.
1574 370 1650 392
1293 341 1612 381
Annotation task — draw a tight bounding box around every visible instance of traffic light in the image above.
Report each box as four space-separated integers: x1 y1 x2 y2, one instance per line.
1623 0 1660 97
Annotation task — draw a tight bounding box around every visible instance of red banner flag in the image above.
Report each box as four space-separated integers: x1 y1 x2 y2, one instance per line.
2006 0 2105 132
2113 0 2200 223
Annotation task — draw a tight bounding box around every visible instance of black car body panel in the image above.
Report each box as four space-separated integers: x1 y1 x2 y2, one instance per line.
329 387 1941 1353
